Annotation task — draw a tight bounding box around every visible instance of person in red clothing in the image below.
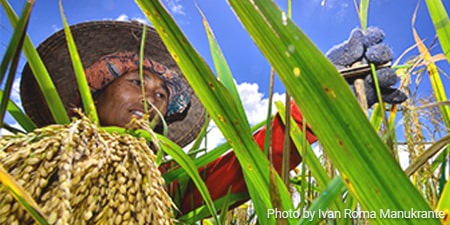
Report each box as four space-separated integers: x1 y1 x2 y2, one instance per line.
21 21 405 220
172 100 318 219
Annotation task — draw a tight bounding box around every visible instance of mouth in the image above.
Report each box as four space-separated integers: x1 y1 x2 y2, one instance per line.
129 110 145 119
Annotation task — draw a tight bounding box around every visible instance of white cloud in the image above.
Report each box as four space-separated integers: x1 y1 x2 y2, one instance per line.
312 0 349 21
115 14 129 21
51 24 61 32
11 77 22 108
319 0 349 10
115 14 148 25
203 81 286 149
164 0 186 15
237 82 286 126
204 121 225 149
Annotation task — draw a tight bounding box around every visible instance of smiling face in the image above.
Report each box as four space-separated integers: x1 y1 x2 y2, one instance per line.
95 70 169 127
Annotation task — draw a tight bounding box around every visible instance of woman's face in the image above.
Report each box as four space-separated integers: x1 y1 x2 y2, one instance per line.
95 70 169 127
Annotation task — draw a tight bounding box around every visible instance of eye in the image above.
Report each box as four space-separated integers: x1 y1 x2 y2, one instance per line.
131 79 142 86
155 92 166 100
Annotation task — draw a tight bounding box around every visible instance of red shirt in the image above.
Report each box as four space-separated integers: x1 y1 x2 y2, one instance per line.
163 101 318 217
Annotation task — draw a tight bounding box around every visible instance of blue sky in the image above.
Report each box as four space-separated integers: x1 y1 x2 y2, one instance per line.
1 0 449 145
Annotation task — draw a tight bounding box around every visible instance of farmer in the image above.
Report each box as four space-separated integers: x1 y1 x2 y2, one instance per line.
20 21 406 217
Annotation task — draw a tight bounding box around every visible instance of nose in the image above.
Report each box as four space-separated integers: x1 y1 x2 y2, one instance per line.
141 98 153 110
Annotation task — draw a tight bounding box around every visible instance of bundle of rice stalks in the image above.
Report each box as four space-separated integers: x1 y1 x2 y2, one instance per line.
0 116 173 225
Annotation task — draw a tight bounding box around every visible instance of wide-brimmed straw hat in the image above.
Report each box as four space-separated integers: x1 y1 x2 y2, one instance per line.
20 21 205 147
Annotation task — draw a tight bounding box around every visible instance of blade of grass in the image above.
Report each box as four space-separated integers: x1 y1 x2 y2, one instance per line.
298 176 345 225
163 120 265 183
135 1 295 223
196 4 249 126
425 0 450 63
358 0 370 30
0 90 36 132
269 166 292 225
369 104 383 131
139 24 150 113
157 135 220 224
178 192 249 223
361 0 389 135
163 141 231 183
436 180 449 224
1 0 70 125
228 1 440 224
282 0 293 188
264 68 275 157
0 165 49 225
218 188 233 224
413 5 450 129
357 0 390 136
275 101 331 191
0 0 32 129
137 24 170 138
58 1 98 124
384 104 399 157
186 114 210 155
405 134 450 176
276 101 349 224
0 0 31 82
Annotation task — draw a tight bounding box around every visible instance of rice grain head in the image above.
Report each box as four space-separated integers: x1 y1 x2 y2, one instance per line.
0 115 174 224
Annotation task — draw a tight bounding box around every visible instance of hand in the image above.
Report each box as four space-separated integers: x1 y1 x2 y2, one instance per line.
325 27 407 107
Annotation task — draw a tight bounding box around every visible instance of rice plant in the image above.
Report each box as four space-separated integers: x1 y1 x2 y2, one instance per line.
0 0 449 224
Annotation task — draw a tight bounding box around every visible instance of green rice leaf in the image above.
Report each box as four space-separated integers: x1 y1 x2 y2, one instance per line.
425 0 450 63
276 101 349 224
58 1 98 124
269 166 295 225
163 141 231 183
358 0 370 30
0 1 30 83
218 188 233 224
0 90 36 132
275 101 331 190
197 5 249 126
178 192 248 224
186 114 209 155
1 0 70 125
228 1 440 224
369 104 383 131
156 135 220 224
0 0 32 129
298 176 345 225
163 119 265 183
436 179 449 224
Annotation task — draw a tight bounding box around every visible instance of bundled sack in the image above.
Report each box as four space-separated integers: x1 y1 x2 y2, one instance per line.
0 116 173 225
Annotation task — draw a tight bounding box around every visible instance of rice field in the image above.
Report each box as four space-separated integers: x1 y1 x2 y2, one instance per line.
0 0 449 224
